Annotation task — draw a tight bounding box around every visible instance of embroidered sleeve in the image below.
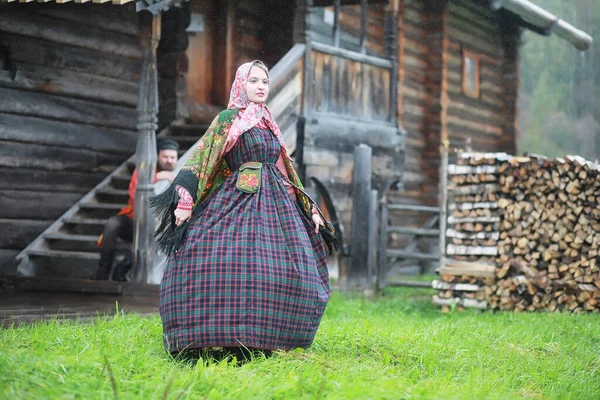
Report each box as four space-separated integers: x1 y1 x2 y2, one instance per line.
176 185 194 211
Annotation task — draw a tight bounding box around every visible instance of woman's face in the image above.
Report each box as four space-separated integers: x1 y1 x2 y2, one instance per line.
246 65 269 104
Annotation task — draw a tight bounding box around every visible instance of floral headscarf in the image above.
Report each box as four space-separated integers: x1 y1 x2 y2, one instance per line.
227 61 286 148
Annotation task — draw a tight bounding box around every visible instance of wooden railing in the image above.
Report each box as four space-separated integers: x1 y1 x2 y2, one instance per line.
306 41 395 123
267 44 306 153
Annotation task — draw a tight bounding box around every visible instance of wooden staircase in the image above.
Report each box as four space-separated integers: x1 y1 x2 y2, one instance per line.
11 44 306 291
15 123 209 281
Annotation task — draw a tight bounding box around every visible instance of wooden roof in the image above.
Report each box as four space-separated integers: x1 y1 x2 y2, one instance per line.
0 0 186 13
0 0 134 4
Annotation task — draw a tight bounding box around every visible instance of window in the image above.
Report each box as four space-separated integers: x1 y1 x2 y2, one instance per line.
462 49 480 98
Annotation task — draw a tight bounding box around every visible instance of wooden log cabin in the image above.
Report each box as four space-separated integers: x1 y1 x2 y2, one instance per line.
0 0 591 287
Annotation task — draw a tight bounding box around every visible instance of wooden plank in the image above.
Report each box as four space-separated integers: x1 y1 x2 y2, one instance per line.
386 250 439 261
0 88 137 130
306 116 400 153
448 164 499 174
432 280 482 292
386 280 434 288
0 141 127 171
0 190 82 220
446 244 497 256
433 295 488 309
387 227 439 236
1 33 140 81
446 229 500 241
388 204 440 213
0 219 52 248
448 202 498 210
448 183 500 194
1 63 138 107
439 258 496 277
447 216 500 224
0 113 137 154
0 167 106 193
0 13 141 58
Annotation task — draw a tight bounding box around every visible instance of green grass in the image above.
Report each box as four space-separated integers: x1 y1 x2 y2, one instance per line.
1 288 599 400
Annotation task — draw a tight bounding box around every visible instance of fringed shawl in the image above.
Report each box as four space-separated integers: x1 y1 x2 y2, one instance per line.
149 109 336 256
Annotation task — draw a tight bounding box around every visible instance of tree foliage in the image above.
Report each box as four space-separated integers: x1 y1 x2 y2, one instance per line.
518 0 600 160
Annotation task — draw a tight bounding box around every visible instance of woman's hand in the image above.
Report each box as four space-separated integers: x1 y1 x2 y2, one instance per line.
312 213 324 233
174 208 191 226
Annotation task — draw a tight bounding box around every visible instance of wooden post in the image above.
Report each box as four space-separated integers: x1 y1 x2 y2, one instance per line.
359 0 368 54
348 144 372 288
376 194 388 293
333 0 341 47
367 188 378 289
133 12 161 284
438 140 449 271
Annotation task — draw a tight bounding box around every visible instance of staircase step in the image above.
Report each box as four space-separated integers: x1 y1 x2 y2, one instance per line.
96 188 129 204
388 227 440 236
78 203 124 219
386 250 439 261
62 217 107 236
388 204 440 213
25 249 127 278
111 174 132 190
44 233 129 252
29 249 99 260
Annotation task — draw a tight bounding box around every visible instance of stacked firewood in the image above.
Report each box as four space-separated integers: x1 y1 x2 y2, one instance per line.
490 155 600 313
435 152 508 311
436 152 600 313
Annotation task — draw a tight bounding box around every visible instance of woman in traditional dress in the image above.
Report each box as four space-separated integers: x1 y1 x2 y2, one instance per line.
150 61 336 358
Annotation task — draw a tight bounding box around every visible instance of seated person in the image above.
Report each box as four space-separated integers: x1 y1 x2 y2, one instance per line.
90 139 179 281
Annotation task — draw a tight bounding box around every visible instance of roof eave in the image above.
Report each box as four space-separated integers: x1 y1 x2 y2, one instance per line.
491 0 593 51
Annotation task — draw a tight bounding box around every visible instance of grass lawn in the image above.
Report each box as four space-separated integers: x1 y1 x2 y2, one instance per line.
1 287 599 400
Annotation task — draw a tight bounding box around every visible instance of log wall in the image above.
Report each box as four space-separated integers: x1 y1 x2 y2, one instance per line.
396 0 518 210
229 0 296 83
0 4 141 271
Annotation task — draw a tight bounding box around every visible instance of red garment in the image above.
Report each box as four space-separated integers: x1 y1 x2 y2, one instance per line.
118 169 158 219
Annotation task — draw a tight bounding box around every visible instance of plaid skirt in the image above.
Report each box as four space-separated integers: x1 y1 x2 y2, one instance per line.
159 128 330 352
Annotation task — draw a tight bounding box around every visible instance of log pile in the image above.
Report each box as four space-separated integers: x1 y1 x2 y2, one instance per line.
437 153 600 313
490 154 600 313
435 152 507 311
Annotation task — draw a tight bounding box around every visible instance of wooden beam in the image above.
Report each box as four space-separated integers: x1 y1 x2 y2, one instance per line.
55 0 73 3
75 0 92 3
388 204 439 213
92 0 111 3
112 0 134 3
396 0 404 124
0 14 141 59
333 0 341 47
359 0 368 53
311 41 392 68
